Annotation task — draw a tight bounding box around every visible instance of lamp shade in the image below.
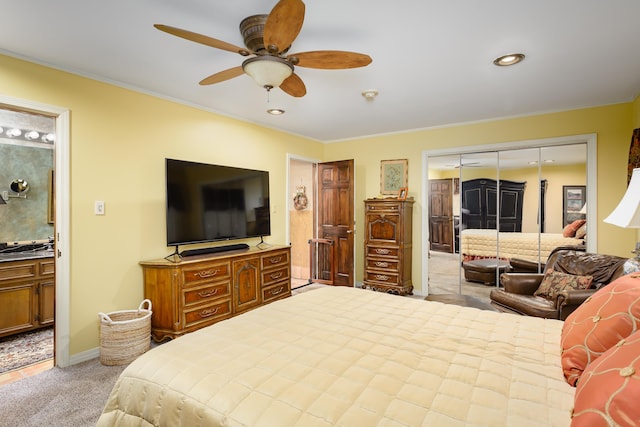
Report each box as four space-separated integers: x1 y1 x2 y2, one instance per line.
604 168 640 228
242 56 293 90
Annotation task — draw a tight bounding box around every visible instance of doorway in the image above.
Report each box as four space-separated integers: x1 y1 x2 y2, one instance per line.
288 157 315 288
0 95 71 371
287 156 356 288
0 107 55 379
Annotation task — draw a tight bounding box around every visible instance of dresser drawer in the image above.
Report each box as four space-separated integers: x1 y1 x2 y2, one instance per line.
262 266 290 287
183 299 232 328
183 262 230 285
364 270 399 285
261 250 289 270
183 282 230 306
365 202 400 213
262 282 290 303
366 246 399 258
365 258 399 271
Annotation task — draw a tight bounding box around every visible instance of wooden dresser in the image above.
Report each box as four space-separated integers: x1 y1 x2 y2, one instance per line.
0 255 55 338
362 198 414 295
141 245 291 342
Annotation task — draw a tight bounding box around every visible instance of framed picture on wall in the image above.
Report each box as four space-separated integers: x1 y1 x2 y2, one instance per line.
380 159 408 195
563 185 586 226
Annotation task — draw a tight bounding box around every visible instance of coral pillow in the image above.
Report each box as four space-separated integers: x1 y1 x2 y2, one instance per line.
533 270 593 299
563 219 586 237
561 273 640 386
571 329 640 426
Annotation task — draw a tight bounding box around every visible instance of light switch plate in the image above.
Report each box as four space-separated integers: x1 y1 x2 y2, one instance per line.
94 200 105 215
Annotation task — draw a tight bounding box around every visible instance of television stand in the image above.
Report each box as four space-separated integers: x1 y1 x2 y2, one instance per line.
180 243 249 258
141 245 291 341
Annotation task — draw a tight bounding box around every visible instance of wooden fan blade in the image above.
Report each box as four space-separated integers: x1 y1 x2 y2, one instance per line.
280 73 306 97
199 66 245 85
155 24 251 56
264 0 305 53
291 51 372 69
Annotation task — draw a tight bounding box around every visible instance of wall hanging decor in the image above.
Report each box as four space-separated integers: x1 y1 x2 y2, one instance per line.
380 159 408 195
293 185 308 210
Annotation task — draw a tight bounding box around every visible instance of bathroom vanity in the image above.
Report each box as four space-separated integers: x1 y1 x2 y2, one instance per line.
0 251 55 338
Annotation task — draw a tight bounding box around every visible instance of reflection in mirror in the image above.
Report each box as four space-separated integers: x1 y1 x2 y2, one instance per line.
426 142 588 300
459 152 498 297
427 154 462 296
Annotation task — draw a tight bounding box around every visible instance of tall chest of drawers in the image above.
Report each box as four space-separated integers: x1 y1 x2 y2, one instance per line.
141 245 291 342
362 199 414 295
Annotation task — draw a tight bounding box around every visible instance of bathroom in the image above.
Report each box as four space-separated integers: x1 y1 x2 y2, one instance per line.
0 108 56 378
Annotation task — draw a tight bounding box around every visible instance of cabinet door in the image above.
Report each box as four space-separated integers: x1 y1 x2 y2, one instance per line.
0 283 37 336
232 257 260 314
367 212 400 243
39 280 55 326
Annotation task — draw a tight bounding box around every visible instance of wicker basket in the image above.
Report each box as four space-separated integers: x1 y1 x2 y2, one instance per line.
98 299 152 366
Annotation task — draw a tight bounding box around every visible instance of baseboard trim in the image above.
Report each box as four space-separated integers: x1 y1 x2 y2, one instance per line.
69 347 100 365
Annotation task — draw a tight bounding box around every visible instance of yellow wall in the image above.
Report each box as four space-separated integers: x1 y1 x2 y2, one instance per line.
325 104 636 293
0 54 323 355
1 52 637 357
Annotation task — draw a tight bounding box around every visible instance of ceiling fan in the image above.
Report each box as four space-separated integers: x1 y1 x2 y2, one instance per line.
154 0 372 98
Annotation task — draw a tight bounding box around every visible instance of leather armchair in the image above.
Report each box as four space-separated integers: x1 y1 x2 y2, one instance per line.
490 249 628 320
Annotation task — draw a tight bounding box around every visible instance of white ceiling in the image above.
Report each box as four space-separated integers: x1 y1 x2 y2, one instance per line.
2 1 640 142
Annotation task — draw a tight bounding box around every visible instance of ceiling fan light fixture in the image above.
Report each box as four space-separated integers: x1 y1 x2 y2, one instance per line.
493 53 525 67
242 56 293 90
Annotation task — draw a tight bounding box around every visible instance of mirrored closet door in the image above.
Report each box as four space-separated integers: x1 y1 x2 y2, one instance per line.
427 142 588 297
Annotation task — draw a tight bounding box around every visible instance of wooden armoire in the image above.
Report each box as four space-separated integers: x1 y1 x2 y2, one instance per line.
362 198 414 295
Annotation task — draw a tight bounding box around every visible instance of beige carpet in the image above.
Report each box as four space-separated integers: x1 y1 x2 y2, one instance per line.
0 357 125 426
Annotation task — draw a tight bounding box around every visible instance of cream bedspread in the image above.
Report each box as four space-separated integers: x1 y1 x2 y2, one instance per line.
460 229 584 262
97 287 574 427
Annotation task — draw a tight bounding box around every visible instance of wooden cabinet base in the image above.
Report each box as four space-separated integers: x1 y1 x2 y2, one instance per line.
0 257 55 338
141 245 291 341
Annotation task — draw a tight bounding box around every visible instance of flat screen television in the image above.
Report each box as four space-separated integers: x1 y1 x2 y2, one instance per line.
165 158 270 247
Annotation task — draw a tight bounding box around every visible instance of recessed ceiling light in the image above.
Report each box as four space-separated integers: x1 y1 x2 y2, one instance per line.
493 53 525 67
267 108 285 115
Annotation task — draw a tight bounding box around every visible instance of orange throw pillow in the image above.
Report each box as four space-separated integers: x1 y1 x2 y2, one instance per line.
572 329 640 426
561 273 640 386
563 219 586 237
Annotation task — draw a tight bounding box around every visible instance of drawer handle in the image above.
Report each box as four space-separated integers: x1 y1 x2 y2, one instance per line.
375 274 389 281
269 256 283 264
271 286 284 295
195 269 220 278
199 307 220 318
197 289 219 298
375 262 389 268
270 272 284 280
375 249 390 255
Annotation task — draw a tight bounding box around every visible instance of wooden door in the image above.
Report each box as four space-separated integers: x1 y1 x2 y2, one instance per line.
316 160 355 286
429 179 454 253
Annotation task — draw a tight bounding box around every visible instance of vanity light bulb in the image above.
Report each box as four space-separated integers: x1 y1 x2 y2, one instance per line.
25 130 40 140
42 133 55 143
7 128 22 137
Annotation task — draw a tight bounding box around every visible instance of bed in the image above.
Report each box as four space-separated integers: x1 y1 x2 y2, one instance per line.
460 229 584 263
97 287 575 426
